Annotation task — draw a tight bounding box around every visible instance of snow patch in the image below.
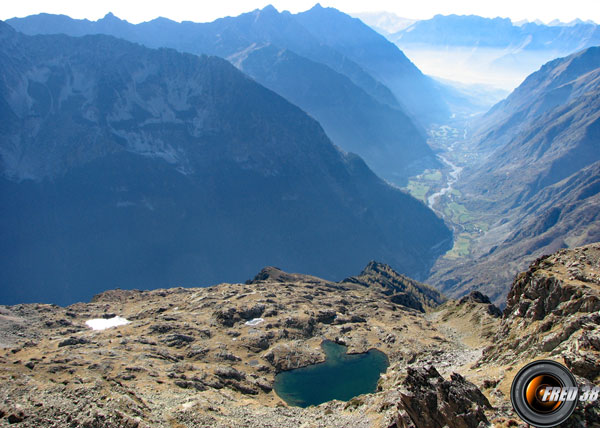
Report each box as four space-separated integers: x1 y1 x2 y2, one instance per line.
244 318 264 326
181 401 196 410
86 316 130 331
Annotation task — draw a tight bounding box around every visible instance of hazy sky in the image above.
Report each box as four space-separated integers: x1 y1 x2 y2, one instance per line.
1 0 597 24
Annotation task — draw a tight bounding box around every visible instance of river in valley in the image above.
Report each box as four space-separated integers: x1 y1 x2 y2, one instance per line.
427 151 463 211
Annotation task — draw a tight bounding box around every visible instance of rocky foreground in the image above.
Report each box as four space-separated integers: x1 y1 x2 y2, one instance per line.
1 245 599 427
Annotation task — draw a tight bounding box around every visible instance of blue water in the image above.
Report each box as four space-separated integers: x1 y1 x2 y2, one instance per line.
273 340 389 407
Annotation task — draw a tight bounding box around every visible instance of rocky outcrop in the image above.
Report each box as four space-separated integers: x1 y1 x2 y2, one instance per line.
246 267 324 285
459 292 502 317
563 330 600 379
263 343 324 372
391 366 492 428
58 337 91 347
504 261 600 322
213 304 268 327
480 244 600 371
342 261 446 311
389 293 425 312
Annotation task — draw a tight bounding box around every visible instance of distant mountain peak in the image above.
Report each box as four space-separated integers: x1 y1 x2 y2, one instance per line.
260 4 278 14
361 260 393 275
99 12 128 24
306 3 342 16
148 16 177 25
252 4 280 22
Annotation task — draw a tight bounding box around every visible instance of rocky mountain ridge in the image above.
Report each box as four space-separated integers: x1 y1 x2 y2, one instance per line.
1 245 599 427
481 244 600 373
392 15 600 52
6 5 447 184
342 261 446 312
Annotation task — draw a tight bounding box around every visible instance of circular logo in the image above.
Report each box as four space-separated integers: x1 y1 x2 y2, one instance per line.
511 360 579 427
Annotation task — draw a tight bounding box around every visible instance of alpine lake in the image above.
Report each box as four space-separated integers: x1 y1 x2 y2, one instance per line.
273 340 389 407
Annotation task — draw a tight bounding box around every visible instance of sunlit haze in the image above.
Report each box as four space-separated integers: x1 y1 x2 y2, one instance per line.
1 0 598 24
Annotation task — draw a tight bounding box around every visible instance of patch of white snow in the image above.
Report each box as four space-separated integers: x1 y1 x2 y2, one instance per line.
85 316 130 331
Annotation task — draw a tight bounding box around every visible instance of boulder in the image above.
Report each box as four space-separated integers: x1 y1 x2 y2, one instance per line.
58 337 90 347
162 334 194 348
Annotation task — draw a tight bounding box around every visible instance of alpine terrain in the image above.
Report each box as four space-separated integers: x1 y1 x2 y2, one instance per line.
0 21 451 305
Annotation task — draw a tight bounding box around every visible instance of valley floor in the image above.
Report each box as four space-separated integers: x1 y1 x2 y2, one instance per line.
403 119 498 280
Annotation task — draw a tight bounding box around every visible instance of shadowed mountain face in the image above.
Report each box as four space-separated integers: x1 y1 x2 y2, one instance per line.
0 23 451 306
7 6 443 184
429 47 600 304
294 4 450 124
232 44 437 183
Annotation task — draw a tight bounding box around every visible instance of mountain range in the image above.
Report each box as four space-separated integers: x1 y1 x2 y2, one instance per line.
0 21 451 305
7 5 451 184
3 5 598 307
392 14 600 52
354 12 598 39
350 12 416 35
376 14 600 91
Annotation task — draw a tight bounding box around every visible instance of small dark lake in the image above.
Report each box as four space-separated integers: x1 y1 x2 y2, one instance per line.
273 340 389 407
